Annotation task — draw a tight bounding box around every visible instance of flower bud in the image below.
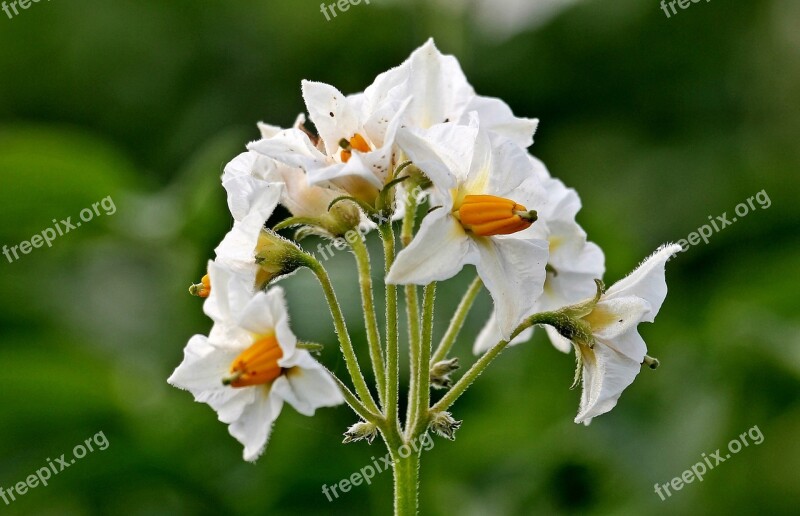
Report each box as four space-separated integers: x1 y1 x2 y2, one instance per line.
253 229 308 289
429 411 462 441
343 421 378 444
430 358 460 390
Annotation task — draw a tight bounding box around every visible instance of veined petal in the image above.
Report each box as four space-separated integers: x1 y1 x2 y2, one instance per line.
471 237 549 339
605 244 682 322
228 392 284 462
302 80 361 157
386 211 473 285
575 344 642 425
272 351 344 416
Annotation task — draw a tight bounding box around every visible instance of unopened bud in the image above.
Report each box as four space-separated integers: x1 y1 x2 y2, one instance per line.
643 355 660 370
430 358 460 390
254 229 308 289
343 421 378 444
429 411 462 441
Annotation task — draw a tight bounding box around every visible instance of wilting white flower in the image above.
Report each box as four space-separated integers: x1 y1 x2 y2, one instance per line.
554 244 682 425
249 39 537 204
169 262 344 461
474 156 605 354
387 120 549 338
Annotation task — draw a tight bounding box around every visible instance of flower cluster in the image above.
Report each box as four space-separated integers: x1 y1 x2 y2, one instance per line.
169 39 680 511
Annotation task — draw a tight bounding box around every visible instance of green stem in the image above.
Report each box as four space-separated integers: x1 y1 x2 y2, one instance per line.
326 368 383 425
410 283 436 437
392 447 420 516
404 283 420 428
379 223 402 437
304 255 380 415
431 311 559 414
430 276 482 365
350 236 386 408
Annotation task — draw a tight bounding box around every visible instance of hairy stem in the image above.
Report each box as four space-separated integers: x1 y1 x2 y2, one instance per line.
379 223 402 438
350 236 387 408
430 311 559 414
410 283 436 438
304 255 380 415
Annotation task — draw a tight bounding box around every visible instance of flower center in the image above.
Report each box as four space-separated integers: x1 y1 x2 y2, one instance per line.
339 133 371 163
223 334 284 388
189 274 211 298
456 195 538 237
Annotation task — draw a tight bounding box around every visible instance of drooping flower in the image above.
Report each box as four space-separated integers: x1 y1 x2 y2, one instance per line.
387 120 549 338
169 262 344 461
473 156 605 354
549 244 682 424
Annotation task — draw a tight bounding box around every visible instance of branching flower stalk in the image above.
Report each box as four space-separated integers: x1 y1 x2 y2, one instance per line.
169 39 682 516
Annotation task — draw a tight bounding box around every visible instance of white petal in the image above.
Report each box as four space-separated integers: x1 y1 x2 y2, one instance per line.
236 287 298 361
203 261 257 324
167 335 256 424
605 244 682 322
248 128 329 172
222 175 282 222
302 80 361 157
386 211 473 285
473 311 533 355
589 297 651 344
575 344 642 425
272 351 345 416
472 237 549 339
460 95 538 148
228 391 284 462
396 123 478 191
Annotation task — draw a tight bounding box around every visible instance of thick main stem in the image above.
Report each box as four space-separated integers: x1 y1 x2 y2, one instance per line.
305 256 380 415
350 236 386 408
392 448 420 516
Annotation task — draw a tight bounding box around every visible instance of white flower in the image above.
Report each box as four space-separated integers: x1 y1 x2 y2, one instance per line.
474 156 605 354
557 244 682 425
249 39 537 203
362 38 538 148
387 120 549 338
169 262 344 462
248 82 407 203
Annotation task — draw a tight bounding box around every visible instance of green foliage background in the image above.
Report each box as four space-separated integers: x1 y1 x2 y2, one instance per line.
0 0 798 514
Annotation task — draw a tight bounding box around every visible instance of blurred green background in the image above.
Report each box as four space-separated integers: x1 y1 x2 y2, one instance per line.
1 0 798 514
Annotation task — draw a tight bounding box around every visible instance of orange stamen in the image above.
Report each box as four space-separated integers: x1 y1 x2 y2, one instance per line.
457 195 536 237
189 274 211 298
339 133 370 163
225 334 284 388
